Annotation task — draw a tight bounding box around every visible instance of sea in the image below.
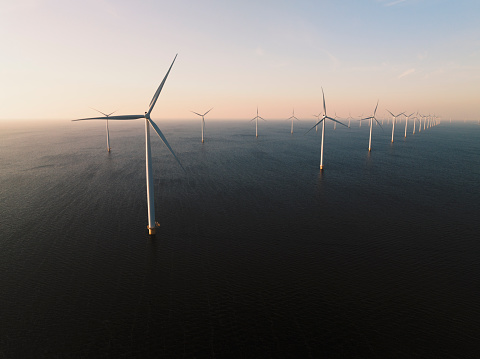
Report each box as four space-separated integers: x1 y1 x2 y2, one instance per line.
1 118 479 358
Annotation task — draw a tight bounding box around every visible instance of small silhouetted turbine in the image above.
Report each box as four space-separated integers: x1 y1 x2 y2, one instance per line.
191 108 213 143
90 108 116 152
251 107 266 137
286 108 300 134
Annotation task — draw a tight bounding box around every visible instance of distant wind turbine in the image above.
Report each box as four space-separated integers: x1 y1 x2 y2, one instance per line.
306 88 347 170
74 54 184 235
286 108 300 134
90 108 116 152
360 100 383 152
404 112 414 138
386 110 405 143
191 108 213 143
251 107 266 137
346 112 354 128
313 113 321 132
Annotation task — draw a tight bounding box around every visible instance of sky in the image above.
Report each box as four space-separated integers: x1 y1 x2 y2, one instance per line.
1 0 479 122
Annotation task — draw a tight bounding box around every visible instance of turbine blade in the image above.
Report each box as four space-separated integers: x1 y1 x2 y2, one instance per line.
305 118 325 134
147 54 178 116
322 87 326 115
386 109 394 117
90 107 109 117
259 117 266 121
203 108 213 116
374 100 379 116
191 111 202 116
73 114 144 121
107 110 117 117
373 117 384 131
326 117 348 128
148 118 185 172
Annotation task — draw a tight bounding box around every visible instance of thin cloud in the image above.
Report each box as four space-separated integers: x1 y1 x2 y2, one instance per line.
398 68 415 78
385 0 407 6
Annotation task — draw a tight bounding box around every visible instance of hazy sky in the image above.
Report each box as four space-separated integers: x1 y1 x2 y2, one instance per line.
1 0 479 121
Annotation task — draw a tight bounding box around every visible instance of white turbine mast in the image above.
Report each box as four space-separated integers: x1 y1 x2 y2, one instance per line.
386 110 405 143
404 112 414 138
74 54 184 235
250 107 266 137
360 100 383 152
191 108 213 143
305 88 348 170
89 108 117 152
286 108 300 134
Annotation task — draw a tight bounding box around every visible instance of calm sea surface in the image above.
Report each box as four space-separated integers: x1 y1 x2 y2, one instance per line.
1 119 479 358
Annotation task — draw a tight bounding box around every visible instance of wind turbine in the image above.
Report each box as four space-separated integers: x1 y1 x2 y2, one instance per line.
251 107 266 137
286 108 300 134
90 108 116 152
404 112 414 138
74 54 184 235
305 88 347 170
191 108 213 143
313 113 321 132
346 112 354 128
386 110 405 143
360 100 383 152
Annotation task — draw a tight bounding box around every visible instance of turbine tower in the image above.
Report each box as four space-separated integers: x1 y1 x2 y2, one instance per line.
286 108 300 134
360 100 383 152
306 88 347 170
191 108 213 143
74 54 184 235
387 110 405 143
251 107 266 137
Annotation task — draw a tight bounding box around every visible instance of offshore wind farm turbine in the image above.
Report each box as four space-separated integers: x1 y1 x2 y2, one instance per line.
404 112 414 138
346 112 354 128
360 100 383 152
387 110 405 143
191 108 213 143
306 88 347 170
286 108 300 134
90 108 116 152
251 107 266 137
74 54 184 235
313 113 322 132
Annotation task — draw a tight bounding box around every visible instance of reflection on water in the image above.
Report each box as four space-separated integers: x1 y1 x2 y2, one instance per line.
1 120 480 357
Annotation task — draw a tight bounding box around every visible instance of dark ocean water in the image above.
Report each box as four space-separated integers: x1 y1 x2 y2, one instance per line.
1 119 479 358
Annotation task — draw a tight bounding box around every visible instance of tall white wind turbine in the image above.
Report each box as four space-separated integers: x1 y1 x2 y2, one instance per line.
251 107 266 137
286 108 300 134
360 100 383 152
386 110 405 143
74 54 184 235
305 88 347 170
404 112 414 138
90 108 116 152
191 108 213 143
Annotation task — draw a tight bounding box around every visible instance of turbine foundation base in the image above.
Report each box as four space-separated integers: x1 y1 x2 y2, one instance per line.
148 221 160 236
320 165 324 170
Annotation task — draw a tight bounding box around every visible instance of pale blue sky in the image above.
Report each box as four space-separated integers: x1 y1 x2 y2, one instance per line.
1 0 479 121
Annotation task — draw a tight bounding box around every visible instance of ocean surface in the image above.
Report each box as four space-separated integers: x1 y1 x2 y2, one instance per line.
1 118 479 358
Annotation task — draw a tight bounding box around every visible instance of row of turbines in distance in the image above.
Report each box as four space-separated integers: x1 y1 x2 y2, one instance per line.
73 54 440 235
